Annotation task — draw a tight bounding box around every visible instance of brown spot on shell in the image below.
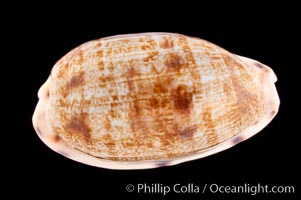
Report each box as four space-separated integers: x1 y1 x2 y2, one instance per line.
61 71 85 98
178 125 198 139
96 41 102 48
150 97 160 108
97 50 103 57
98 61 104 71
165 53 184 72
112 95 118 101
53 135 61 142
153 81 168 94
133 99 141 117
172 84 193 113
69 71 85 89
127 66 139 78
64 113 91 139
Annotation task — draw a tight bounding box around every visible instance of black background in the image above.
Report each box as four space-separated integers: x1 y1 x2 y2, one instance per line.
6 3 299 200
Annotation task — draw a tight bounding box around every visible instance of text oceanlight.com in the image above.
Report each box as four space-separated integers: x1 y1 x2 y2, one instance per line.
125 183 294 196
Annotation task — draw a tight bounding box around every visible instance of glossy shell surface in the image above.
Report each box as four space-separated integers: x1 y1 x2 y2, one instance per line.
33 33 280 169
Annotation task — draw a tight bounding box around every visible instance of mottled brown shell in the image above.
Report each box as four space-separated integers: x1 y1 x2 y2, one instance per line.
33 33 279 169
